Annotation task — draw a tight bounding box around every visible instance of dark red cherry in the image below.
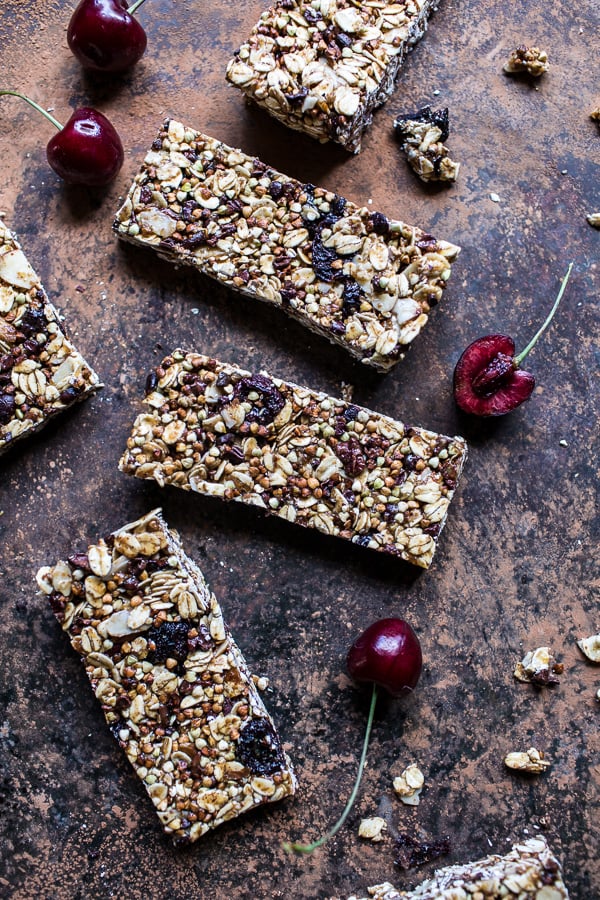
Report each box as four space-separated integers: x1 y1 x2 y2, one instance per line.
67 0 148 73
347 617 422 697
46 108 124 186
453 264 573 417
0 91 123 187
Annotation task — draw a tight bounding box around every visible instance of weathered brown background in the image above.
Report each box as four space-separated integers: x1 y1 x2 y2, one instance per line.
0 1 598 897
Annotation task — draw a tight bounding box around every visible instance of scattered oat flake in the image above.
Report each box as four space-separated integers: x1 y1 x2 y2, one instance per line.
577 633 600 663
393 764 424 806
490 192 501 202
359 817 387 842
504 747 550 774
587 213 600 228
559 439 568 447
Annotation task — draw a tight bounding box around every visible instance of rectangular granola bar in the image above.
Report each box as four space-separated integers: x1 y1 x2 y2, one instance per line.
0 222 100 454
119 353 467 569
346 838 570 898
36 509 296 844
114 120 459 372
226 0 440 153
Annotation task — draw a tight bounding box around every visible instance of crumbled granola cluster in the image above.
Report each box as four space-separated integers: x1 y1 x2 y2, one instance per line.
514 646 563 686
37 510 296 844
119 353 467 569
393 107 460 183
503 45 549 77
346 838 569 899
114 121 459 372
0 223 100 453
226 0 439 152
504 748 551 775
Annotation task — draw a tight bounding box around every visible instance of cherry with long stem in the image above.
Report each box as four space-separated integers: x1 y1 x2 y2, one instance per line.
0 89 123 187
284 684 379 855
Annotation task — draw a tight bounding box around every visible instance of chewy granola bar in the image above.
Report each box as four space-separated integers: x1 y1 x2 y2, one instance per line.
0 223 100 454
114 120 459 372
36 509 296 844
346 838 569 899
226 0 440 153
119 353 467 569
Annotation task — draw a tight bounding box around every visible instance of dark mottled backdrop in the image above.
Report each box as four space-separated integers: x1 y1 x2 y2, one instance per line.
0 1 598 897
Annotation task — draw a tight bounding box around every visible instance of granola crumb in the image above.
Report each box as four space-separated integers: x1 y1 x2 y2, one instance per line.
503 46 549 77
576 633 600 663
393 107 459 184
587 213 600 228
359 817 387 842
590 107 600 122
393 763 424 806
504 747 551 774
514 646 562 685
489 192 501 203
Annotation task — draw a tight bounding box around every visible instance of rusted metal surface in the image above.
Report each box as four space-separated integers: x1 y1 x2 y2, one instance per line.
0 1 598 897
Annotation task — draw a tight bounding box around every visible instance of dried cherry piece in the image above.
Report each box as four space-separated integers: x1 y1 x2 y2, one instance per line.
0 393 16 425
236 718 285 776
19 307 47 337
335 438 366 475
187 624 213 653
341 279 364 317
368 212 390 235
234 373 285 425
146 621 190 664
394 832 451 870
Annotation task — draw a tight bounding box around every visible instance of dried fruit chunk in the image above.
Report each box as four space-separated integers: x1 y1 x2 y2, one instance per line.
393 763 424 806
393 108 459 184
504 747 551 774
37 509 296 843
358 817 387 842
514 646 563 686
503 45 549 77
576 633 600 663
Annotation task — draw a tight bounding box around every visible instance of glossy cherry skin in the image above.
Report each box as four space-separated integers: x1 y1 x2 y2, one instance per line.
67 0 147 72
453 334 535 417
46 108 124 186
347 618 422 697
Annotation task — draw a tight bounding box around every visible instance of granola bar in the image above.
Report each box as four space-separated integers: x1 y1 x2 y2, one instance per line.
114 120 460 372
0 223 100 454
226 0 441 153
119 352 467 569
36 509 296 844
346 838 569 899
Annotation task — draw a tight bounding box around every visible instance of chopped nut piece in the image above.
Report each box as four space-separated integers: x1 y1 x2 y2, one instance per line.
346 837 569 899
393 108 460 184
114 121 460 372
37 509 296 843
359 817 387 842
514 646 562 685
119 353 468 570
503 45 549 77
576 633 600 663
504 747 551 774
586 213 600 228
0 223 100 454
226 0 441 153
393 763 424 805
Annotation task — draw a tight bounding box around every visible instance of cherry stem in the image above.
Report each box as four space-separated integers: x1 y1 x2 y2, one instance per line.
283 682 379 855
0 90 63 132
127 0 147 14
514 263 574 366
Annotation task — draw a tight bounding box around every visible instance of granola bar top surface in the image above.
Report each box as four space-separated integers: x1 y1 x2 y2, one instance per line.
114 120 460 372
0 222 100 455
346 838 569 899
119 353 467 569
36 509 296 844
226 0 438 152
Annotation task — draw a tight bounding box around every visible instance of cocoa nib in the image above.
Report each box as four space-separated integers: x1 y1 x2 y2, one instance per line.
236 718 285 776
394 832 451 870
